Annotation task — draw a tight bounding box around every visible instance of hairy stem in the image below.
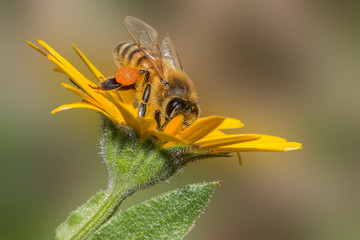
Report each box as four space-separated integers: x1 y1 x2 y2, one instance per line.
69 180 135 240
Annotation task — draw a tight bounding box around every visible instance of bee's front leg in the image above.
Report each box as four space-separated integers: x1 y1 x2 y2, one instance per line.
155 110 162 130
154 111 172 131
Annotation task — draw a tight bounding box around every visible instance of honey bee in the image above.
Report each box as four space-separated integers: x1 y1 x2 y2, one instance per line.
94 16 200 129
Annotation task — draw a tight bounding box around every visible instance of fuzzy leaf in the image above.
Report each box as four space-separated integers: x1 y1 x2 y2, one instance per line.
90 182 220 240
55 191 105 240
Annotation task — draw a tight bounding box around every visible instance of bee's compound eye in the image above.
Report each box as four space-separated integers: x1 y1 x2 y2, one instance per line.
166 98 186 117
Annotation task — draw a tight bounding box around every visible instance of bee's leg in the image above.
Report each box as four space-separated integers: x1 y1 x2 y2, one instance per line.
138 84 151 117
155 111 178 131
117 84 136 91
154 110 168 131
159 105 182 130
101 78 122 90
138 70 151 117
140 70 150 83
160 78 169 88
89 77 122 90
138 104 146 117
161 118 170 130
155 110 162 130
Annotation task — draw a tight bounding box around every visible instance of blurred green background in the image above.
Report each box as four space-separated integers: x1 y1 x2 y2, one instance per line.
1 0 359 239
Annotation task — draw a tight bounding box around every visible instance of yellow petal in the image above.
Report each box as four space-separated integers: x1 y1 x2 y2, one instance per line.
61 83 96 102
72 44 125 106
138 117 157 135
72 43 105 82
179 116 225 143
205 129 227 138
118 90 136 106
257 135 287 142
26 41 47 57
31 40 123 124
32 41 152 136
114 100 140 131
51 102 114 123
164 115 183 136
39 41 94 90
215 141 303 152
59 83 113 119
145 130 188 145
38 40 79 73
197 134 260 148
54 67 65 74
217 117 244 129
46 55 118 118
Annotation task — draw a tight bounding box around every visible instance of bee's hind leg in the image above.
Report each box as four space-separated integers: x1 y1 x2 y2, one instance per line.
89 77 122 90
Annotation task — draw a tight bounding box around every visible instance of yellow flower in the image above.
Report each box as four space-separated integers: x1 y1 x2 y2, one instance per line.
27 40 302 164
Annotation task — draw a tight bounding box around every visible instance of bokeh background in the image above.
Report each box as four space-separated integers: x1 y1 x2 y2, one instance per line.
1 0 359 239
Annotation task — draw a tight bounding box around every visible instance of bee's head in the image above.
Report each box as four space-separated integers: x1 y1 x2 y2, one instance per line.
165 97 199 127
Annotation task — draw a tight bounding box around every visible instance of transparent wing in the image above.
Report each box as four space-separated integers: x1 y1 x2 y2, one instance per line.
124 16 164 79
160 35 183 71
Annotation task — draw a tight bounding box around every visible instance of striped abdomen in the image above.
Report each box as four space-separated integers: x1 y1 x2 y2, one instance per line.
113 42 152 70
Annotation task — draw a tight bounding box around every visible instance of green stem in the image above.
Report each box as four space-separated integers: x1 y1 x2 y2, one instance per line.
70 179 135 240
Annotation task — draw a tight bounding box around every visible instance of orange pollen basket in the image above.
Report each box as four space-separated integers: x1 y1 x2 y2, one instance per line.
115 67 140 86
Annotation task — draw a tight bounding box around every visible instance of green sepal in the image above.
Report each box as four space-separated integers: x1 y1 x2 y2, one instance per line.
55 191 105 240
90 182 221 240
101 118 225 190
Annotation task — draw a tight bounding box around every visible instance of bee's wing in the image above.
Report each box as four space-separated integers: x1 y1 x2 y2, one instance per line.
160 35 183 71
124 16 164 79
